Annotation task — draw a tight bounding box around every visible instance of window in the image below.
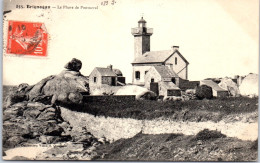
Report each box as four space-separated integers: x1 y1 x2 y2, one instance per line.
171 78 176 84
175 57 177 65
151 78 154 83
145 71 148 75
94 77 97 83
135 71 140 80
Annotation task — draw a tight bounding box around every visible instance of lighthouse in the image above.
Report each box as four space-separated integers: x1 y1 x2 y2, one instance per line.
131 17 153 59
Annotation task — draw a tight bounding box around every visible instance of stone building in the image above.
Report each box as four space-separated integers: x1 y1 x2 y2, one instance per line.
89 65 125 89
144 65 181 97
200 80 228 97
131 17 189 86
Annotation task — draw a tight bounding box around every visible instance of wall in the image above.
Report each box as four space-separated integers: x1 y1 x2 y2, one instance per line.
165 51 188 80
132 65 153 85
158 82 167 96
179 79 199 90
134 35 150 59
60 108 258 142
89 68 102 91
102 76 114 85
144 67 161 89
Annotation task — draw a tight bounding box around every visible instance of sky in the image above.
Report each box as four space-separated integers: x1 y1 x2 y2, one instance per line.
2 0 259 85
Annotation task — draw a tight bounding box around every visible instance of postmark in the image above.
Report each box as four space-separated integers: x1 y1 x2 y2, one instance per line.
6 21 48 56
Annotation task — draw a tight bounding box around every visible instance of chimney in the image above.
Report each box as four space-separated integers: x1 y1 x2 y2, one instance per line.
107 64 113 70
171 46 179 52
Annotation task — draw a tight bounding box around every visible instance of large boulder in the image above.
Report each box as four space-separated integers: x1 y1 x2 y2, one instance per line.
64 58 82 72
115 85 156 100
218 77 240 96
195 85 213 100
239 73 258 97
28 58 89 105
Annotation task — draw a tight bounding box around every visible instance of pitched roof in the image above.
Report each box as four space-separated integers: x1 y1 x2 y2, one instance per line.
132 50 189 64
200 80 227 92
153 66 179 78
96 67 117 76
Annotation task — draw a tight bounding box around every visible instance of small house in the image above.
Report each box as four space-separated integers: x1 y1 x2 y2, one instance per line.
89 65 125 90
200 80 228 97
144 65 181 97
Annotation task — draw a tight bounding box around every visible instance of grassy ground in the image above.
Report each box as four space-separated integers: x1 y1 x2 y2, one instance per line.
94 130 258 161
76 97 258 122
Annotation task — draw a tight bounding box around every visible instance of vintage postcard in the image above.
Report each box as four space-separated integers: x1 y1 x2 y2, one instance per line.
2 0 259 161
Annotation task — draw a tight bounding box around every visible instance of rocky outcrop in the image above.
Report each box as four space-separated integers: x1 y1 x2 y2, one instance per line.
218 77 240 97
3 101 108 160
3 102 68 149
4 58 89 107
239 73 258 97
2 58 106 160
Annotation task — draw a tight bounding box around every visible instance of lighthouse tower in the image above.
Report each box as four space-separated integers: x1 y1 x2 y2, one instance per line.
131 17 153 59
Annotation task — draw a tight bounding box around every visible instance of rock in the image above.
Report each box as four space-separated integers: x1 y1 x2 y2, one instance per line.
185 89 196 94
21 59 88 105
239 73 258 97
39 135 57 144
28 69 88 105
115 85 157 100
195 85 213 100
218 77 240 96
28 75 55 100
163 96 182 101
4 83 33 108
10 156 31 160
3 102 66 149
23 108 41 119
68 92 83 104
64 58 82 72
17 83 29 91
4 93 28 108
4 136 26 148
31 95 53 104
44 125 64 136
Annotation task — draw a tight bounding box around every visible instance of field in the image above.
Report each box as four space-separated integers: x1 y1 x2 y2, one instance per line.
72 97 258 123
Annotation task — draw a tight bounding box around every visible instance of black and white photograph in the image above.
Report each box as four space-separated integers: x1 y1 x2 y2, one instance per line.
2 0 259 161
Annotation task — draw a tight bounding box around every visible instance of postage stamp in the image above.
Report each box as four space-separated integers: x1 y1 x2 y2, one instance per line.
6 21 48 56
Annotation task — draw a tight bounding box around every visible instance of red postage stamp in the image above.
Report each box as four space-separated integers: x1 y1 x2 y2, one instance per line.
6 21 48 56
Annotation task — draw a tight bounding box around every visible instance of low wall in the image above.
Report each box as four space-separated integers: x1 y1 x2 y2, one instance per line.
60 107 258 142
179 79 200 90
83 95 136 103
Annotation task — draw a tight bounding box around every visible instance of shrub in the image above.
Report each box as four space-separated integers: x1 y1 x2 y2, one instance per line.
194 129 226 141
195 85 213 100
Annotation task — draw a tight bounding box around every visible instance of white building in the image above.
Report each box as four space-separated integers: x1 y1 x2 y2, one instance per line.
131 17 189 86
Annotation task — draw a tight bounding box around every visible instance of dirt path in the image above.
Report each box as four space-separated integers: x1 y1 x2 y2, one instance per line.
61 107 258 142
